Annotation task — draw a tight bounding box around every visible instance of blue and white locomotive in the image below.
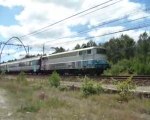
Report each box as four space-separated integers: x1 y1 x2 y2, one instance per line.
0 47 109 75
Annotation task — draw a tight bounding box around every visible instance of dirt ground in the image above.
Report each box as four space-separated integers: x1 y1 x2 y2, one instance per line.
0 89 14 120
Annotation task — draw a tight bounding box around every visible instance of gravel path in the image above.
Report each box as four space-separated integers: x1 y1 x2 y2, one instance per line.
0 89 13 120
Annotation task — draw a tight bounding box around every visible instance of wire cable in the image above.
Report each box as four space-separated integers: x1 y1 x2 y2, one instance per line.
42 13 150 44
46 23 150 46
19 0 122 38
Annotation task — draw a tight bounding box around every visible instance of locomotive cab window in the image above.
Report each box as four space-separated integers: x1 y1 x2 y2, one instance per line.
96 48 106 54
87 50 91 54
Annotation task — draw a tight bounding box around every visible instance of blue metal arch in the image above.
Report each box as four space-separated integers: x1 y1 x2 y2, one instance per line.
0 37 27 63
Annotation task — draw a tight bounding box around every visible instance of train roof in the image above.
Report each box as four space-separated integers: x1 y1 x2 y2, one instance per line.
0 56 41 66
42 46 105 58
0 47 105 66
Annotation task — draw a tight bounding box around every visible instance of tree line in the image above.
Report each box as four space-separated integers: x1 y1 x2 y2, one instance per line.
5 32 150 75
54 32 150 75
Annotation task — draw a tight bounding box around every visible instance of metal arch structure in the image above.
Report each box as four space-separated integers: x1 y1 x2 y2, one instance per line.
0 36 28 64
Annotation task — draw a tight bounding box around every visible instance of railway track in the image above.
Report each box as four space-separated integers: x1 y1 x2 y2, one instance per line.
97 75 150 80
3 74 150 97
60 75 150 86
95 75 150 86
4 74 150 86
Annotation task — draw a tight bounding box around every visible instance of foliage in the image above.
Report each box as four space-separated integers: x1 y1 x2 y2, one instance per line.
117 76 136 102
104 57 150 75
103 59 134 75
19 101 41 112
18 96 68 113
16 71 28 85
0 76 150 119
104 34 135 63
103 32 150 75
74 44 81 50
49 71 61 87
74 40 97 49
0 70 6 80
52 47 65 53
86 40 97 47
58 85 68 91
81 76 103 96
132 57 150 75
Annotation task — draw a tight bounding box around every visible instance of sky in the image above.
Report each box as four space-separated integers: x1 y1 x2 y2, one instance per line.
0 0 150 62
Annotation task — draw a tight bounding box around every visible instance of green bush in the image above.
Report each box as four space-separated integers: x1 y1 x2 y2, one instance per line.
0 70 6 80
16 71 28 85
81 77 103 96
49 71 61 88
18 97 68 113
133 58 150 75
103 59 135 75
104 57 150 76
19 102 41 113
117 76 136 102
58 85 68 91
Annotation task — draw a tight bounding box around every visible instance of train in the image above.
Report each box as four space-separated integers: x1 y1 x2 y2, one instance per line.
0 47 110 75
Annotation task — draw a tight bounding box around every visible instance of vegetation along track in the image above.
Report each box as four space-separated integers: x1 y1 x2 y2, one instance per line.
59 75 150 86
5 74 150 86
94 75 150 86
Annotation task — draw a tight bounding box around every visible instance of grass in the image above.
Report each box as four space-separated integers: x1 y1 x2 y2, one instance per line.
0 76 150 120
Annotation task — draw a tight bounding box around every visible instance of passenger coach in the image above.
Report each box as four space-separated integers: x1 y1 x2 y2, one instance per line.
0 47 109 75
0 56 41 73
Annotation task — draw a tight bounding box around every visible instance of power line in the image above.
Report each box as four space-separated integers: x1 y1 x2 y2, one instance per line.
7 23 150 59
19 0 122 38
23 0 123 38
46 23 150 46
78 0 122 17
0 42 29 47
43 11 150 44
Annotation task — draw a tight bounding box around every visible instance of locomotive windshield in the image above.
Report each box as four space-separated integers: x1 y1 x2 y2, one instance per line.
96 48 106 54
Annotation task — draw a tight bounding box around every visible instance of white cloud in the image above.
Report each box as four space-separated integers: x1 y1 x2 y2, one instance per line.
0 0 149 61
88 26 124 36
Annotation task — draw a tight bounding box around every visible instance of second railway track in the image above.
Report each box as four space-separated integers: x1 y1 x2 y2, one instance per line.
61 75 150 86
5 74 150 86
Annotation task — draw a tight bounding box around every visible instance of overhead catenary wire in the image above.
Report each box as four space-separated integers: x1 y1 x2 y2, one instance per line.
19 0 123 38
45 23 150 46
24 0 123 38
3 0 150 61
7 24 150 59
43 12 150 44
38 13 150 53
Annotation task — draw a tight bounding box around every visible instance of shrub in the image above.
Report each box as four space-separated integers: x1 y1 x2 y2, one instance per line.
16 71 28 85
49 71 61 88
117 76 136 102
19 100 43 113
58 85 68 91
103 59 134 75
18 97 68 113
133 58 150 75
0 70 6 80
81 77 103 96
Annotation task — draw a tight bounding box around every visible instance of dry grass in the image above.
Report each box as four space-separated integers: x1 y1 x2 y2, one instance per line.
0 77 150 120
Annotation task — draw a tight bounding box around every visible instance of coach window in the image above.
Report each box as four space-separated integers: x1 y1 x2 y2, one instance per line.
87 50 91 54
79 51 83 55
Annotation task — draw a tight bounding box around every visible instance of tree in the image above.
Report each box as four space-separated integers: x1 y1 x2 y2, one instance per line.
137 32 150 61
81 43 87 48
74 44 81 50
53 47 65 53
120 34 135 59
104 34 135 63
86 40 97 47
